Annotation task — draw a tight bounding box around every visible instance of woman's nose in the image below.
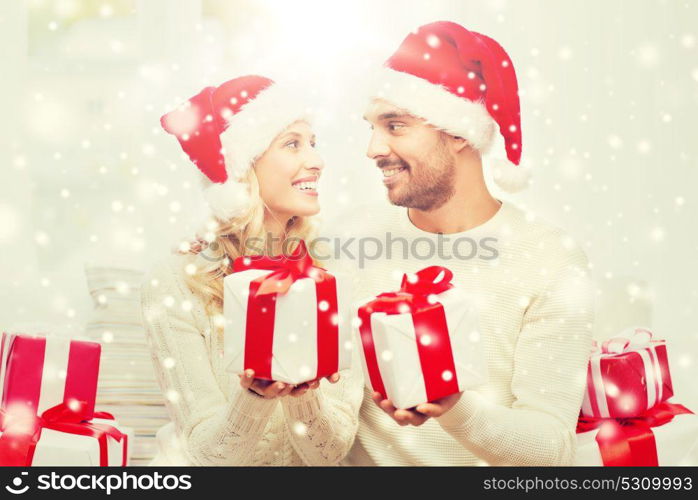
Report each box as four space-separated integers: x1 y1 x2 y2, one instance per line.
304 148 325 172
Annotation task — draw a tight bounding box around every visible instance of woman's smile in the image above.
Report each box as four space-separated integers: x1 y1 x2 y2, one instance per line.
291 175 319 196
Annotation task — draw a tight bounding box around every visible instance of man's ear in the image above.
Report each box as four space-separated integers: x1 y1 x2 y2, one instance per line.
450 135 470 154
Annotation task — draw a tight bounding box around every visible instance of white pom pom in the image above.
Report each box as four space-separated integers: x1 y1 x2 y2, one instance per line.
491 158 532 193
204 180 251 220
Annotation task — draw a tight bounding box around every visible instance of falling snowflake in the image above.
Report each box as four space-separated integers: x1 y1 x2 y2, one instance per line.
636 140 652 154
649 226 665 242
558 46 573 60
634 44 659 68
292 421 308 436
166 390 180 403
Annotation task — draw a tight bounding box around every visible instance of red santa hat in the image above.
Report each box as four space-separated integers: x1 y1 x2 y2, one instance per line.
160 75 312 220
373 21 530 192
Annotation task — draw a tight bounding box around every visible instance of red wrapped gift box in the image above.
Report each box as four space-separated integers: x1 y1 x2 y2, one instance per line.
581 327 672 419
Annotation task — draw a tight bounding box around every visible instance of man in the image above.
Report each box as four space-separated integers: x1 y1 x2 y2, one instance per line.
333 21 595 466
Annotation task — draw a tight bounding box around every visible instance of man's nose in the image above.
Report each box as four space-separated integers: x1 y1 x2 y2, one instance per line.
366 130 390 159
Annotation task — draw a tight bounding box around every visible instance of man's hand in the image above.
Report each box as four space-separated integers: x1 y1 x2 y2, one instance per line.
240 369 340 399
371 391 462 426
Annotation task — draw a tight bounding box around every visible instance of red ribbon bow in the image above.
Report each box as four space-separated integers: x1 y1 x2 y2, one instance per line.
399 266 454 297
371 266 455 312
358 266 459 403
0 401 127 466
576 401 694 466
233 240 322 295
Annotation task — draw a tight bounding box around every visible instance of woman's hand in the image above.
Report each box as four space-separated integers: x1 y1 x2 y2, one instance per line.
239 370 340 399
288 372 341 398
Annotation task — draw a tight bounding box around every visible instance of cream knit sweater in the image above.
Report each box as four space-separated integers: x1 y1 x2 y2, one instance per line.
320 199 595 466
140 252 364 466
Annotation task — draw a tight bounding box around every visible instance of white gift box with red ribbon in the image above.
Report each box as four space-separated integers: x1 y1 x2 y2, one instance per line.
356 266 488 410
223 242 353 385
581 327 673 419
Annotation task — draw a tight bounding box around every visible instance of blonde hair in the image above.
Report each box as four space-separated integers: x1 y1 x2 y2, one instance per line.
177 166 316 318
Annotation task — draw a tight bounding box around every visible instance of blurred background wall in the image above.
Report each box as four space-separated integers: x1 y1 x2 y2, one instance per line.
1 0 697 413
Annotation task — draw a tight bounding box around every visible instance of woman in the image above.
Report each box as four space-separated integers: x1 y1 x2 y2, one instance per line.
141 75 363 466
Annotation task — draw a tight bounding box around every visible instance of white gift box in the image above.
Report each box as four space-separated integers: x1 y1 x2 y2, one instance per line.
574 411 698 466
224 269 353 385
1 418 133 466
356 286 488 410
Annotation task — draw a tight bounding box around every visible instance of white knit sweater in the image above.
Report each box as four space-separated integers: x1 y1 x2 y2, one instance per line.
140 252 364 466
321 199 595 466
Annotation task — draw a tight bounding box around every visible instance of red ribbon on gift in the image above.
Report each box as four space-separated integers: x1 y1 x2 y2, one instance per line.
232 240 339 380
358 266 459 403
0 400 127 466
576 401 694 466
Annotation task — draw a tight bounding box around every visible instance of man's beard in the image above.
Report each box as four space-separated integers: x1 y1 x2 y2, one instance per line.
380 141 456 211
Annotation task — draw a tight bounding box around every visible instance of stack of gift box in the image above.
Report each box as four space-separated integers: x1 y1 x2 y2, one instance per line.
575 327 697 466
0 331 132 466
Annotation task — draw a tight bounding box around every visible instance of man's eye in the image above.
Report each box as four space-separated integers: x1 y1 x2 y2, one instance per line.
310 141 317 148
388 122 405 131
285 140 299 149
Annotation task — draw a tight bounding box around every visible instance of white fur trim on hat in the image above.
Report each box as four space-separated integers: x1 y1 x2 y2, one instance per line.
202 178 251 221
220 83 313 180
490 158 531 193
372 67 497 154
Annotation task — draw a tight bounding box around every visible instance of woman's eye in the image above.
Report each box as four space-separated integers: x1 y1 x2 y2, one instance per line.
285 140 299 149
388 122 405 132
310 141 316 148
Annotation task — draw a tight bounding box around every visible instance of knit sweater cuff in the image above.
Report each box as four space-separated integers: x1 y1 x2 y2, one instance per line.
281 390 324 422
435 390 483 432
223 388 278 435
